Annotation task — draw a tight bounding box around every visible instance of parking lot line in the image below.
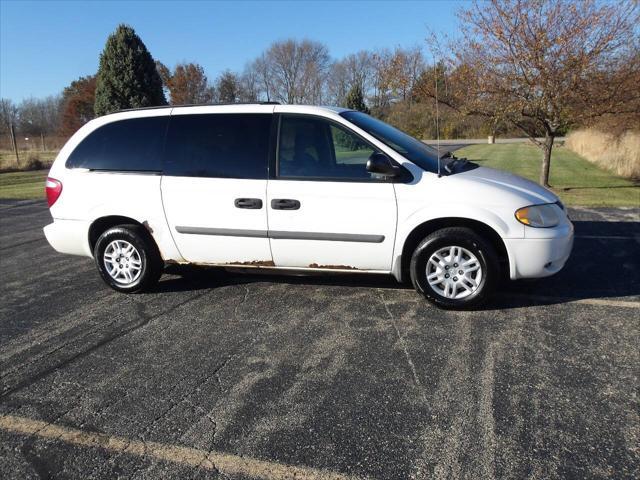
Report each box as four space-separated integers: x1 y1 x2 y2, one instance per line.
0 414 361 480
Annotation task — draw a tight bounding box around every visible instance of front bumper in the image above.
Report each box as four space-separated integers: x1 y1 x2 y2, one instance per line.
43 219 92 257
504 223 574 279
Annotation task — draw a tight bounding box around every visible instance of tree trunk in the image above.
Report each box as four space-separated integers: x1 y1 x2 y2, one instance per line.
539 134 555 187
10 123 20 167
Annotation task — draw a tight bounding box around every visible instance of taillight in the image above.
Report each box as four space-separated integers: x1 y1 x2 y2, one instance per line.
45 177 63 207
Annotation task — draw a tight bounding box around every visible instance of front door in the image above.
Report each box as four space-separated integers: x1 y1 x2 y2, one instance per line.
267 113 397 271
161 110 274 265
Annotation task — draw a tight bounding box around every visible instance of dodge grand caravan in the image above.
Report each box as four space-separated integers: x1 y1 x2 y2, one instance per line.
44 104 574 308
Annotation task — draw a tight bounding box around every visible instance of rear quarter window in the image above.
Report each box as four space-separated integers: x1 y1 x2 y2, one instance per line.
163 114 272 179
66 117 168 172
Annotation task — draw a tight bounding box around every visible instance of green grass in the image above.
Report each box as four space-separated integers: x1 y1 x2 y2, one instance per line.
0 170 48 199
457 144 640 207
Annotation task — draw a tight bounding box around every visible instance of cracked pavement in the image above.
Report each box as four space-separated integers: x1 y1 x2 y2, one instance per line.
0 200 639 479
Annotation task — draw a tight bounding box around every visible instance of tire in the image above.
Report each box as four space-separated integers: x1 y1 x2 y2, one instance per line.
93 224 163 293
410 227 498 309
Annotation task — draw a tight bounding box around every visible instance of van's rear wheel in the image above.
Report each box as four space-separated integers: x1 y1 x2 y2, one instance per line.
410 227 497 309
94 224 162 293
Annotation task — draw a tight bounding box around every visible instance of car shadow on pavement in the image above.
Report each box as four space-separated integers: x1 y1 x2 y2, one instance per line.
155 220 639 309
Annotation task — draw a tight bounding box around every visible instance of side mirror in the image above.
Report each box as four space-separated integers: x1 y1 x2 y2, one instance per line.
366 153 399 177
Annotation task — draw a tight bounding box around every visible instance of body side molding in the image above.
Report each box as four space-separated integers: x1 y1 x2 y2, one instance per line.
175 227 268 238
175 227 385 243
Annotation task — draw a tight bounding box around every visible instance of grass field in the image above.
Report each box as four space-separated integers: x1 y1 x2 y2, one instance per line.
0 150 58 172
457 143 639 207
0 144 638 207
0 170 48 200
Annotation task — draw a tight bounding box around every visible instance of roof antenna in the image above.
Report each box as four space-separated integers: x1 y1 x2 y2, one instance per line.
434 59 442 177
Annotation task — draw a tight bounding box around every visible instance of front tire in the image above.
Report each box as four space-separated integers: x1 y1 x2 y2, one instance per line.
94 224 162 293
410 227 498 309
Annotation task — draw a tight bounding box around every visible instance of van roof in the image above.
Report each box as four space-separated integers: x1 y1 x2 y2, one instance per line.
116 103 351 115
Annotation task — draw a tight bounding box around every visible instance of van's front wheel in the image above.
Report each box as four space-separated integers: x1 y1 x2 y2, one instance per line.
94 225 162 293
410 227 497 309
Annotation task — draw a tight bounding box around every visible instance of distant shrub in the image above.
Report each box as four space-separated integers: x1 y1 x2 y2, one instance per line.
25 154 45 171
566 129 640 180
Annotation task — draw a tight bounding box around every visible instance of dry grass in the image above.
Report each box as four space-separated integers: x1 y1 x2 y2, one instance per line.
565 129 640 180
0 150 58 173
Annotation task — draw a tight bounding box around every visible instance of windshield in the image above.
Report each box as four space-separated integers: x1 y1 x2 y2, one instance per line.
340 111 440 173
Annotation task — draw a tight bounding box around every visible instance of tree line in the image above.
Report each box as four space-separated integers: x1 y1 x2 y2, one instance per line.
0 28 445 146
1 0 637 185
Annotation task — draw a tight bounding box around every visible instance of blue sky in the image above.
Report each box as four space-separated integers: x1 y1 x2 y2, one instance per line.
0 0 464 102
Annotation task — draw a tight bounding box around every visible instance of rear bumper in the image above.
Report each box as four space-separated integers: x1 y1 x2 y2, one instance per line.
505 227 574 279
43 219 91 257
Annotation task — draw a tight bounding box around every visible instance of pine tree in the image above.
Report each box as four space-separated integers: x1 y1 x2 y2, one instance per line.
94 25 166 116
343 84 369 114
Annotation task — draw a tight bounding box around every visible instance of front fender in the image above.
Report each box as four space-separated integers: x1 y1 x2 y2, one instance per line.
391 204 524 281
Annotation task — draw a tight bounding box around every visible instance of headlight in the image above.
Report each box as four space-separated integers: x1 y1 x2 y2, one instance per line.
515 203 561 228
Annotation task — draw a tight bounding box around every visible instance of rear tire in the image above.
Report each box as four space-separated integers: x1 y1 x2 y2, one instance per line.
94 224 162 293
410 227 498 309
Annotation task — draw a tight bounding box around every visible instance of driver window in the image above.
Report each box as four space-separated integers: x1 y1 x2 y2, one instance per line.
278 115 378 180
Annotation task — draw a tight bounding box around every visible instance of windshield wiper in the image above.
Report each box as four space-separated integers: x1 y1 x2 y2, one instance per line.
443 156 469 174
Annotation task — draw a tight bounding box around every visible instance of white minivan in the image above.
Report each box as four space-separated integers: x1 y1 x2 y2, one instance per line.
44 104 574 308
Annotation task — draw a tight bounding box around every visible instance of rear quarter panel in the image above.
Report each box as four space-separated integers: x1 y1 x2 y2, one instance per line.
46 109 183 262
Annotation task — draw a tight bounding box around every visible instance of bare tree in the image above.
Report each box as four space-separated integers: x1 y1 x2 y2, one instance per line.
238 65 260 102
259 39 331 104
0 99 19 134
18 96 62 137
417 0 640 186
328 51 374 106
246 54 273 102
327 60 351 106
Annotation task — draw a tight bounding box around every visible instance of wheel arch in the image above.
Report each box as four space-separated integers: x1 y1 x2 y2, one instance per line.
88 215 156 255
396 217 510 283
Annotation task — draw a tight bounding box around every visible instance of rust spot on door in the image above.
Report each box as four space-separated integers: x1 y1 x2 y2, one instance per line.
308 263 358 270
226 260 275 267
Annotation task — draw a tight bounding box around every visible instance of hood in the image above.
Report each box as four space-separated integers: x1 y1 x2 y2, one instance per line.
451 166 558 205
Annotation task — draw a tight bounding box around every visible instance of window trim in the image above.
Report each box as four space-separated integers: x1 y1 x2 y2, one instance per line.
85 169 163 175
272 113 412 183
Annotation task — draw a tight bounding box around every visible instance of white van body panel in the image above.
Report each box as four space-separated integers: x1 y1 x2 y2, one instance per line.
161 177 272 264
266 179 397 270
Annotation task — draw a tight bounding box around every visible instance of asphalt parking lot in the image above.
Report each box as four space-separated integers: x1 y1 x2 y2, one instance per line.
1 200 638 479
